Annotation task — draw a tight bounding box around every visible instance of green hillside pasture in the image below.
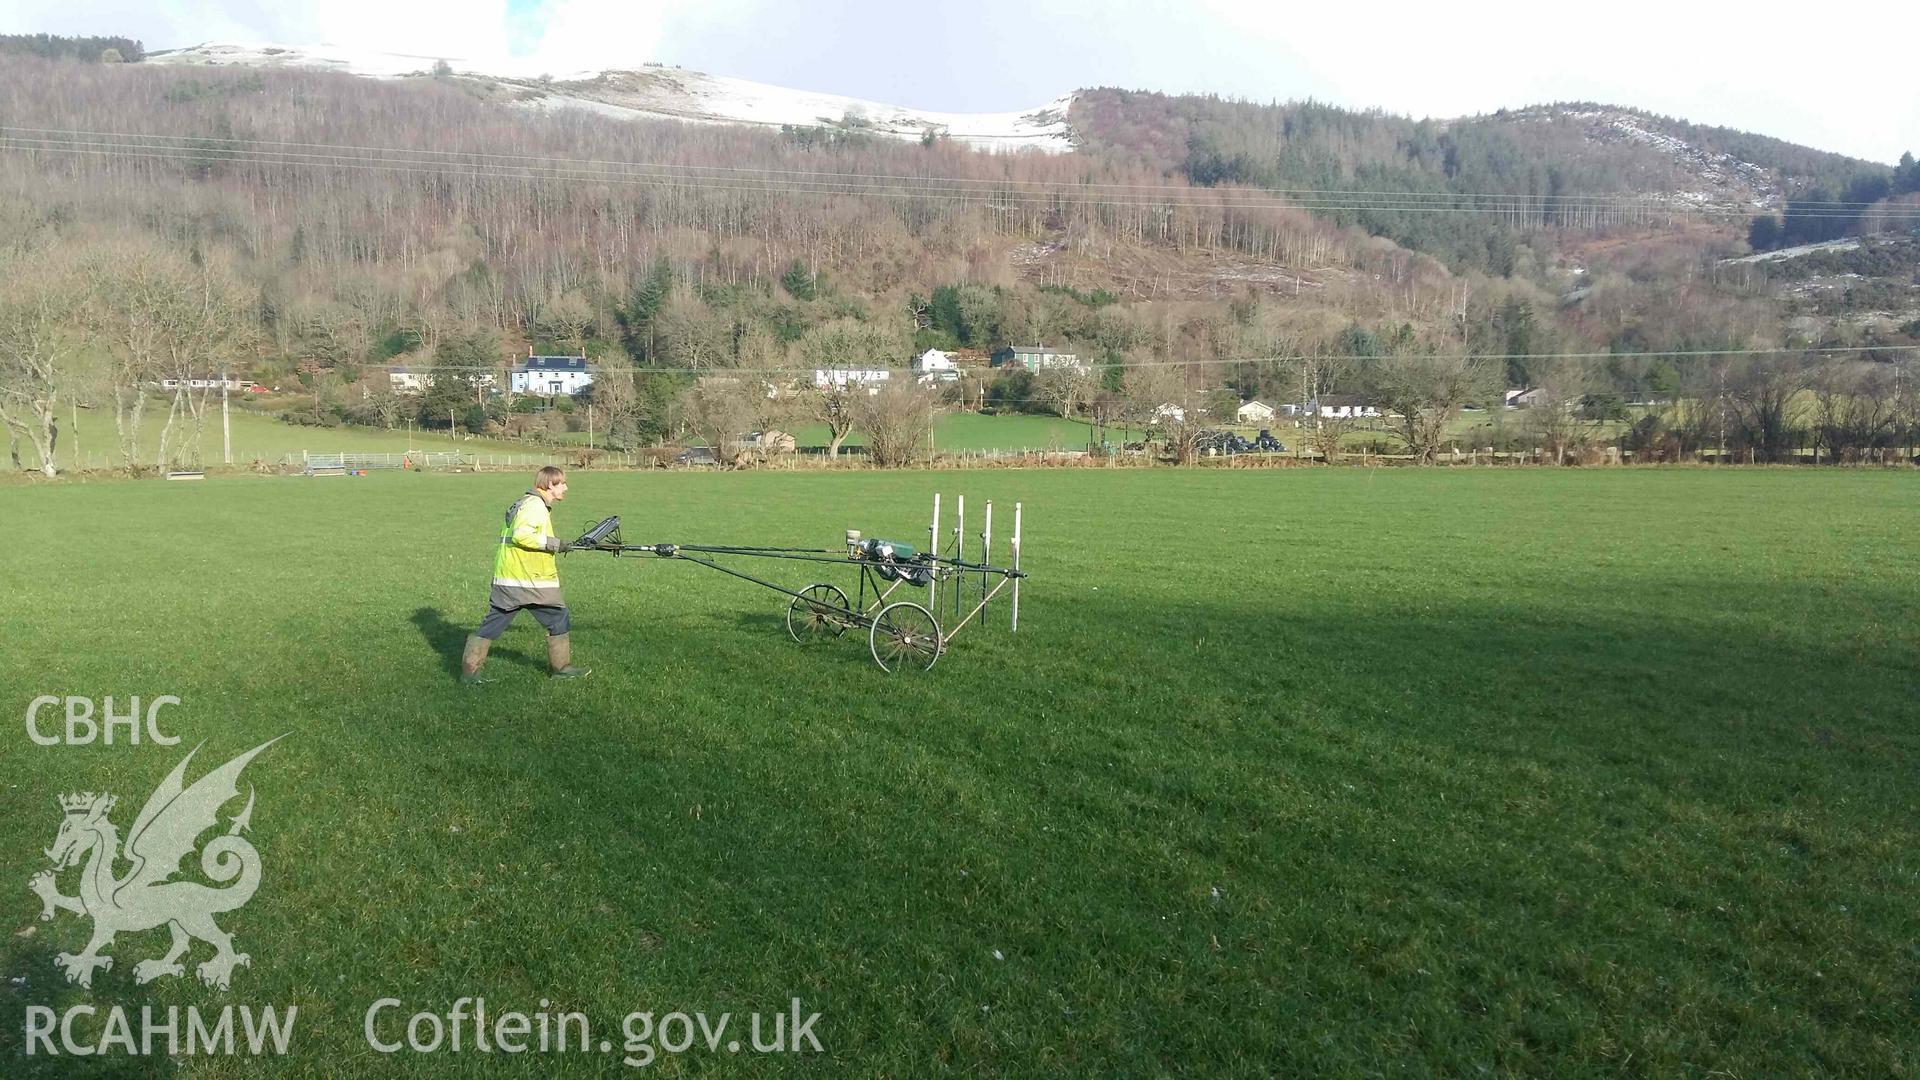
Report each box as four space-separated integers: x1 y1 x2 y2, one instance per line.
1 470 1916 1076
790 412 1101 452
47 405 529 470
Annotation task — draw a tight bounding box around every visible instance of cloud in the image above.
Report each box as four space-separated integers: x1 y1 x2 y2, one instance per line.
526 0 674 69
1196 0 1918 162
2 0 1913 160
304 0 512 62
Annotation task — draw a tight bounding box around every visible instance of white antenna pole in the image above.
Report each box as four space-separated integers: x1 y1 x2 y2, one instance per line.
982 500 993 611
929 493 941 612
955 495 965 619
1010 502 1022 632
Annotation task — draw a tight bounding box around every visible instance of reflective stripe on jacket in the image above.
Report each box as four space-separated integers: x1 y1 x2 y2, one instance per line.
490 493 563 609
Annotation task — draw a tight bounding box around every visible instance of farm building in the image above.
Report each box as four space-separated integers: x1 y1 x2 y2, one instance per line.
512 355 593 397
813 368 893 393
1312 395 1382 419
1237 400 1276 424
913 348 962 383
997 345 1085 372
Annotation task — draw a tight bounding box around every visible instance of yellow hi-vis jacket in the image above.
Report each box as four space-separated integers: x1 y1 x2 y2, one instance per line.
490 492 565 609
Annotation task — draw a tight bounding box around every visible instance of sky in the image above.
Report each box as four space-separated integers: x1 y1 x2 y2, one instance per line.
3 0 1916 164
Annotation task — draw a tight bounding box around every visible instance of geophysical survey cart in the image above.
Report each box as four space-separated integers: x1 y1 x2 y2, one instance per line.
573 495 1025 672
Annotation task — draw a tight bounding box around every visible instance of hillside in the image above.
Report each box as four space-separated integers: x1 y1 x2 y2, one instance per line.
146 42 1077 152
0 42 1916 471
1069 90 1909 273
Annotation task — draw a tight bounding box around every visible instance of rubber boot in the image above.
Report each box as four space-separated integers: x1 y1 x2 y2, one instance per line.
548 633 591 679
460 634 495 684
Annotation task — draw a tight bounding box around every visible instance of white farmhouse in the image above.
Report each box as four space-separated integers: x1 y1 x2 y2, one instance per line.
512 356 593 397
1236 399 1276 424
813 368 893 394
913 348 960 384
1000 345 1086 372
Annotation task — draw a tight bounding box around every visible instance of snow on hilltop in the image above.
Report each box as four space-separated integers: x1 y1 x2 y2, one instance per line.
1504 104 1780 208
147 42 1077 153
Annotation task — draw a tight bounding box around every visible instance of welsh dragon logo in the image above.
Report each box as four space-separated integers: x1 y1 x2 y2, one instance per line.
28 737 283 991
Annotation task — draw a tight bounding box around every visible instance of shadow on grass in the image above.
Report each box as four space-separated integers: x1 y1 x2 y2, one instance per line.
213 575 1920 1076
408 607 543 679
0 934 180 1078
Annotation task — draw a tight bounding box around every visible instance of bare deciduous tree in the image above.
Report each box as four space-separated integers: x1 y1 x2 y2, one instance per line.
1361 353 1501 464
795 318 908 458
1810 360 1898 463
1308 415 1352 464
1121 362 1223 464
1523 361 1599 464
677 378 760 461
582 358 641 448
859 378 942 468
1033 363 1098 419
0 248 83 476
86 242 187 467
151 258 252 469
1722 356 1809 464
653 288 733 371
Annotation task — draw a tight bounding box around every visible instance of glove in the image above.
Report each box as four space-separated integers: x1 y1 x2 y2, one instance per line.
544 538 574 554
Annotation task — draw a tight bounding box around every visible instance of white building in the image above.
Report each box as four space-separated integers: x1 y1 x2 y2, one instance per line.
159 376 248 391
1236 400 1276 424
913 348 960 384
1312 396 1381 419
388 367 430 393
813 368 892 394
1000 345 1086 372
1153 402 1187 423
393 368 499 393
512 356 593 397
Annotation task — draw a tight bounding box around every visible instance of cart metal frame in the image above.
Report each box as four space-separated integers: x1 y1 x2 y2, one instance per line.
574 495 1025 672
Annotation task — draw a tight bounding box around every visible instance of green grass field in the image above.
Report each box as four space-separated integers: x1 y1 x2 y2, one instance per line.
789 412 1102 452
50 406 530 470
48 405 1104 467
2 470 1917 1076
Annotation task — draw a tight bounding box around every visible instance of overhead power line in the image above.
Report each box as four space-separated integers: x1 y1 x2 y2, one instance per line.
2 126 1898 219
0 125 1898 208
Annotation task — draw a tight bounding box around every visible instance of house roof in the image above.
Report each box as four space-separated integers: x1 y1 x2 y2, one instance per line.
1239 399 1272 409
1011 345 1075 355
520 356 588 372
1318 395 1371 407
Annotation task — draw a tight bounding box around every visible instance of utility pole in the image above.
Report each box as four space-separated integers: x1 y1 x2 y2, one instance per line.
221 366 232 466
1717 365 1727 464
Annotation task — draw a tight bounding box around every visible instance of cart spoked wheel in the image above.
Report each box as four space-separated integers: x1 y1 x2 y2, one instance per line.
786 583 853 643
870 601 943 672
